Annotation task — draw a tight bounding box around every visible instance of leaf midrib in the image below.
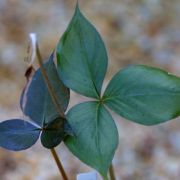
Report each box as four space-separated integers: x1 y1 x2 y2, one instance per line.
75 15 100 98
104 91 180 102
94 102 104 170
3 129 39 134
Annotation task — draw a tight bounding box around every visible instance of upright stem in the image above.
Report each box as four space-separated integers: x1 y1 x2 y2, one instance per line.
28 34 68 179
36 43 65 118
51 148 68 180
109 164 116 180
36 44 68 179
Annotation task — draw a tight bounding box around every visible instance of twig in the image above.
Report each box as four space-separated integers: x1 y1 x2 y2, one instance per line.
29 33 68 180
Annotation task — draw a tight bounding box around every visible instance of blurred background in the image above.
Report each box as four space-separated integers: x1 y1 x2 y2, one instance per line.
0 0 180 179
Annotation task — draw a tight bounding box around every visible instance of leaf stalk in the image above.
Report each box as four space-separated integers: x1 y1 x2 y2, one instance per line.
51 148 68 180
109 164 116 180
29 33 68 180
36 42 65 118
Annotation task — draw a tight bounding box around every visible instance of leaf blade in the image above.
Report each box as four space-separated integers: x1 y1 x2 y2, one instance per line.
21 53 70 126
40 117 72 149
104 65 180 125
0 119 40 151
57 6 108 98
64 102 118 177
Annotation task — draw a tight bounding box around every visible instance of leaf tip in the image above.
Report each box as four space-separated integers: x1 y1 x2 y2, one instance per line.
75 0 81 15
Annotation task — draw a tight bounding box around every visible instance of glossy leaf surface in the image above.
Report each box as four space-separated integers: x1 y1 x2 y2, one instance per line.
57 6 108 98
0 119 40 151
20 54 70 126
104 65 180 125
65 102 118 177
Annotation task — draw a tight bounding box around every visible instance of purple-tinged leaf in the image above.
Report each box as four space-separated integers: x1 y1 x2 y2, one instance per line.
41 117 72 149
20 53 70 127
0 119 40 151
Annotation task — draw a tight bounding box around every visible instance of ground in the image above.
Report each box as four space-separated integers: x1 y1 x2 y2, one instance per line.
0 0 180 179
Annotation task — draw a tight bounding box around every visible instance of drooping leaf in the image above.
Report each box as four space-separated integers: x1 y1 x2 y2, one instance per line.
0 119 40 151
56 5 108 98
41 117 73 149
64 102 119 178
103 65 180 125
20 53 70 127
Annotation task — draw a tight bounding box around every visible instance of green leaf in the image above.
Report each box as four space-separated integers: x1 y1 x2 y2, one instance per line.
64 102 118 177
41 117 72 149
20 53 70 126
103 65 180 125
56 5 108 98
0 119 40 151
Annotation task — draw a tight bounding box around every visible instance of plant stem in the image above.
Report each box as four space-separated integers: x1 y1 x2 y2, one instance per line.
29 34 68 179
36 44 68 179
51 148 68 180
109 164 116 180
36 42 65 118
